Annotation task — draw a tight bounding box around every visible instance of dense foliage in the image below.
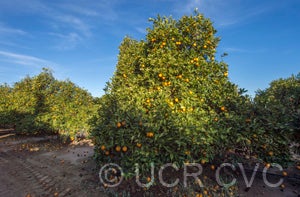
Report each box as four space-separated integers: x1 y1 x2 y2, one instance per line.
90 12 253 177
0 68 96 140
252 73 300 163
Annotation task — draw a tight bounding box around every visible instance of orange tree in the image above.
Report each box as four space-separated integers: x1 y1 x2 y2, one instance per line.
0 83 15 128
0 68 96 140
251 73 300 164
90 12 249 178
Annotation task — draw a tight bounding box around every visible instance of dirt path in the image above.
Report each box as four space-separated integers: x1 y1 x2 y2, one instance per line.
0 131 299 197
0 134 106 197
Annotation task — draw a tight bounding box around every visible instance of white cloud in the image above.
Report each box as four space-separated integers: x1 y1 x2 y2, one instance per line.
0 50 56 68
54 14 92 37
175 0 277 27
58 4 99 16
0 23 27 35
48 32 83 50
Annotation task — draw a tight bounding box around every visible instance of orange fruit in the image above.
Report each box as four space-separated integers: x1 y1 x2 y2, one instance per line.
136 143 142 148
158 73 163 78
115 146 121 152
220 106 226 111
282 171 288 176
105 151 110 156
146 132 154 138
268 151 274 156
121 121 126 126
224 72 228 77
210 165 215 171
265 163 271 169
117 122 122 128
101 145 106 151
146 177 151 182
296 165 300 170
280 184 285 189
174 98 179 102
122 146 128 152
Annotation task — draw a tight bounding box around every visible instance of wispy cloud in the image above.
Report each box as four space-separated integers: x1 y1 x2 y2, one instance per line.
0 50 56 68
220 47 267 54
54 14 92 37
0 23 27 35
0 0 120 50
175 0 276 27
58 4 99 17
48 32 83 50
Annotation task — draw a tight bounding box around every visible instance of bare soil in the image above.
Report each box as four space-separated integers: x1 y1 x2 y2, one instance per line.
0 129 299 197
0 131 106 197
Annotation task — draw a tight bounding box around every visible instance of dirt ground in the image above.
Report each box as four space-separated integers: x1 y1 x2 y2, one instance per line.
0 130 299 197
0 131 106 197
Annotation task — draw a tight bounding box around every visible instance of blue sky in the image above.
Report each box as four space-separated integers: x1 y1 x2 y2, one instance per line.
0 0 299 97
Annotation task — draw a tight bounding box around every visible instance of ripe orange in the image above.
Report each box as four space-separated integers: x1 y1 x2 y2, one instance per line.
101 145 106 151
296 165 300 170
224 72 228 77
174 98 179 102
282 171 288 176
122 146 128 152
210 165 215 171
147 177 151 182
115 146 121 152
220 106 226 111
136 143 142 148
268 151 274 156
117 122 122 128
105 151 110 156
196 193 203 197
158 73 163 78
265 163 271 169
146 132 154 138
121 121 126 126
